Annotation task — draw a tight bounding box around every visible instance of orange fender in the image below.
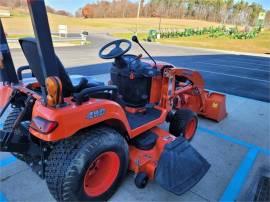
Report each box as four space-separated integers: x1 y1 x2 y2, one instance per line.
0 85 13 111
29 98 131 142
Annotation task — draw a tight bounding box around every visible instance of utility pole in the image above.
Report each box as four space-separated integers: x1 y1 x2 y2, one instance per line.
167 0 171 17
158 15 162 32
136 0 142 35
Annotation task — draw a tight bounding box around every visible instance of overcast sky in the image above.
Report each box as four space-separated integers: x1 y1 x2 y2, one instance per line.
45 0 270 14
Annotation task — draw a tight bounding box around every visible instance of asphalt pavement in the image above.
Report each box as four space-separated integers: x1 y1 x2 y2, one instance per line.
11 33 270 102
154 54 270 102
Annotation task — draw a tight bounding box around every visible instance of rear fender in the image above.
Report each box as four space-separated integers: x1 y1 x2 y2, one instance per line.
0 85 13 111
29 98 131 142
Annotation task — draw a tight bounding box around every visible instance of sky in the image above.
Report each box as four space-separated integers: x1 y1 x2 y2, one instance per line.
45 0 270 14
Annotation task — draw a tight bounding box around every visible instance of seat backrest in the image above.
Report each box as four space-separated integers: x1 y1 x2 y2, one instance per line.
19 38 74 97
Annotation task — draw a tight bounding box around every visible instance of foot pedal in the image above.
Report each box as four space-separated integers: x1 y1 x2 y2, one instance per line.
155 136 210 195
131 131 158 150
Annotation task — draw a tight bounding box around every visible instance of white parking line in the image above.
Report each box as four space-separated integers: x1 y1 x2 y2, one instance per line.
198 69 270 83
195 61 270 73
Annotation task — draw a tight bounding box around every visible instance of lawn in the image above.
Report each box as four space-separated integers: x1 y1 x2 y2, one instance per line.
1 8 269 54
1 8 223 34
113 30 270 54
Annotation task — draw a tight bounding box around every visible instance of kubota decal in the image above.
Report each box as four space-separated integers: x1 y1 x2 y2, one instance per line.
87 108 106 120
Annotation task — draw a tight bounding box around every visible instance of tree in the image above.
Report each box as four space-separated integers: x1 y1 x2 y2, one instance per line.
75 8 83 17
76 0 265 26
264 10 270 28
82 4 95 18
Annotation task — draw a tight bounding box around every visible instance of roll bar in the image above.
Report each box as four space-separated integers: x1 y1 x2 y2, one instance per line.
27 0 59 78
0 19 18 84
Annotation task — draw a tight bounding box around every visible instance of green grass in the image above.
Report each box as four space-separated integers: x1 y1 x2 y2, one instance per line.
7 34 60 39
2 7 267 53
69 40 91 45
1 9 224 35
7 34 33 39
113 30 270 54
10 9 29 17
112 32 148 41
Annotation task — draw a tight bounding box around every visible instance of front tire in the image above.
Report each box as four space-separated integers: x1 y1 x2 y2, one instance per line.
169 109 198 141
45 126 129 201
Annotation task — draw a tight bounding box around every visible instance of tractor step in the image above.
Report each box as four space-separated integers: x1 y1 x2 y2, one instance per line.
155 136 210 195
126 108 161 129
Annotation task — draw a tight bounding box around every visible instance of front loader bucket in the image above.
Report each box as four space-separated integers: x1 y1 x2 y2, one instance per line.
201 91 227 122
155 136 210 195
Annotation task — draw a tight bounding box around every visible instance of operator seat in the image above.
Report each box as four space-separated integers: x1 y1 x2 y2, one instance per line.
19 38 103 97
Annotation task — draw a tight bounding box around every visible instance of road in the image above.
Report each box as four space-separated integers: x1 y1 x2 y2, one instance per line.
10 33 270 102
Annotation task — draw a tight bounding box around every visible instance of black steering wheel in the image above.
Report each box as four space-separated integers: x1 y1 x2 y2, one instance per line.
99 39 132 59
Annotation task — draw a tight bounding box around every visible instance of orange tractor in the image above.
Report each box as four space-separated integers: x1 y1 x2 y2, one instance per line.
0 0 226 201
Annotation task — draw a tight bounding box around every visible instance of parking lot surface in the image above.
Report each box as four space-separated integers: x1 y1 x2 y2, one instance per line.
1 36 270 201
1 73 269 202
11 34 270 102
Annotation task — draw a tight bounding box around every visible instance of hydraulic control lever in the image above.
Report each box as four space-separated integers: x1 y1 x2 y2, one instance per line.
132 35 157 68
128 54 143 69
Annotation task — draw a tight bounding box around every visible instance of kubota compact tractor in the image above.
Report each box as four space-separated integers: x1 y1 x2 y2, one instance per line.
0 1 227 201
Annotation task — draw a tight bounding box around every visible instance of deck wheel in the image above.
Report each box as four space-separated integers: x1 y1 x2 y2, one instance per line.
135 172 149 189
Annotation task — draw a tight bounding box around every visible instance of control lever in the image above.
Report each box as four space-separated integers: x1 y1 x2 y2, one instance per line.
128 54 143 68
132 35 157 68
128 54 143 80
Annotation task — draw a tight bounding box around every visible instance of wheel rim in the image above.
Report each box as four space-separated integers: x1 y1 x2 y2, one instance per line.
83 151 120 197
184 118 197 140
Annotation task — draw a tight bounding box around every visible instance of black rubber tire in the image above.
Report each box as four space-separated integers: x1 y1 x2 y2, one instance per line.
135 172 149 189
169 109 198 141
3 108 30 162
3 108 21 131
45 126 129 202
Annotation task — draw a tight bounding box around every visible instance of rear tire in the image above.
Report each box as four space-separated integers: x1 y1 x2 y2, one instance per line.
45 126 129 202
169 109 198 141
3 108 31 162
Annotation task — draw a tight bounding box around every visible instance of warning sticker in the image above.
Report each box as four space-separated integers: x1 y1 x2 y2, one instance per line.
212 102 219 108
